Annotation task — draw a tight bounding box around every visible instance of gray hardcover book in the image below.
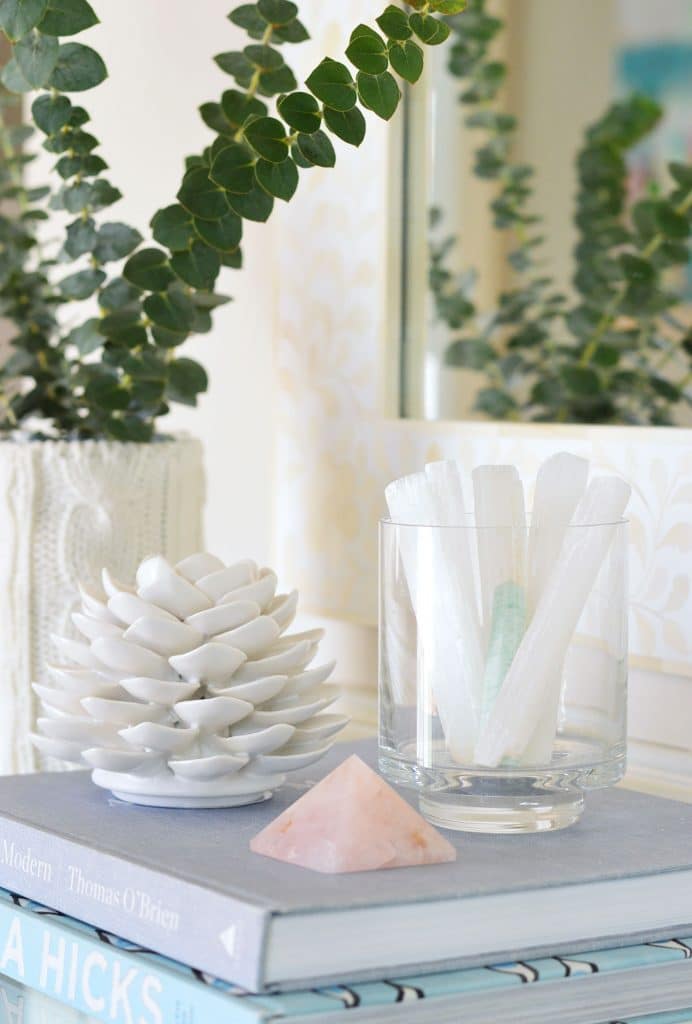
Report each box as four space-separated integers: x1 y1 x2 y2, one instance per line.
0 739 692 993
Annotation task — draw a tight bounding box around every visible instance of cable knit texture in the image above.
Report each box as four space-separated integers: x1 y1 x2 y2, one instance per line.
0 436 204 773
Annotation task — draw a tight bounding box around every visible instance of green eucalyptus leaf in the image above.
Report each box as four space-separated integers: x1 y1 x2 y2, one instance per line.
669 162 692 190
88 179 121 210
306 58 356 111
199 102 232 135
445 338 494 369
244 116 288 162
191 307 213 334
388 39 424 83
43 130 75 153
297 129 335 168
245 43 283 70
167 356 208 405
150 325 188 349
632 199 658 242
255 155 298 200
49 42 107 91
130 377 165 408
60 180 91 212
94 222 143 263
193 209 243 251
277 91 321 133
650 376 681 402
143 284 196 333
357 70 401 120
59 267 106 300
561 366 601 396
123 247 175 291
67 317 103 355
226 181 274 222
323 104 366 146
475 387 517 418
99 277 141 311
6 123 33 145
192 291 232 309
409 12 450 45
228 4 267 38
64 215 96 257
620 252 655 283
273 16 308 43
151 203 195 251
85 372 130 411
15 30 59 88
214 50 254 86
346 24 388 75
55 154 82 179
220 247 243 268
105 416 155 442
592 344 620 368
100 308 147 346
210 142 256 193
291 141 313 169
56 153 107 178
220 88 267 129
39 0 98 35
430 0 467 11
0 0 47 40
256 0 296 25
177 167 229 220
256 63 296 95
170 240 221 290
1 56 32 92
67 129 97 153
67 104 89 126
376 5 412 40
655 200 689 239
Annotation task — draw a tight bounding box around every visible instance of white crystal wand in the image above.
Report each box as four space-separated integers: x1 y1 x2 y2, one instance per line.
474 476 631 767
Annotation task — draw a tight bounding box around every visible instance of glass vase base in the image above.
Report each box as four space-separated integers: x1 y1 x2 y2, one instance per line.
379 749 625 834
418 789 584 834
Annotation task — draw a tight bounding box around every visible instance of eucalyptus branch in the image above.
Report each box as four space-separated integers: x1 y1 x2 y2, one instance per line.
436 0 692 426
0 0 466 439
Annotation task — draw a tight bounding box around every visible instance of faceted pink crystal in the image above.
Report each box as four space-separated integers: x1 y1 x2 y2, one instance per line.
250 755 457 873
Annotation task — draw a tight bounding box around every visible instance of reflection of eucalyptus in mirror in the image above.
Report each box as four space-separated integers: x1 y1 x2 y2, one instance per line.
424 0 692 425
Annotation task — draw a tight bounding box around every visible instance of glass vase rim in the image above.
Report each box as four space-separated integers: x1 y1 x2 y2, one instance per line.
379 515 629 531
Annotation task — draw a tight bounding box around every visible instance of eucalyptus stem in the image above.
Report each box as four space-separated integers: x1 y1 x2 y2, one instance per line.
579 188 692 367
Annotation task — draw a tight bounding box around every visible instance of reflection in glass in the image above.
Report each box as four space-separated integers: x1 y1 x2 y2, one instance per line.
399 0 692 425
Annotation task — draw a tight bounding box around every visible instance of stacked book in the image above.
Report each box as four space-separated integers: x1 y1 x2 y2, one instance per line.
0 740 690 1024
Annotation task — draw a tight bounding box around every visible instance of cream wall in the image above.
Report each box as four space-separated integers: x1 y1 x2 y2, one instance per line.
27 1 277 567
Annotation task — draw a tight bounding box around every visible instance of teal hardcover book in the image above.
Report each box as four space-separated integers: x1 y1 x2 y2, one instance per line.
1 888 692 1024
1 740 692 992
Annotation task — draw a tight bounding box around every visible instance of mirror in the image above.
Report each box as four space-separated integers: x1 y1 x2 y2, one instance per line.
398 0 692 424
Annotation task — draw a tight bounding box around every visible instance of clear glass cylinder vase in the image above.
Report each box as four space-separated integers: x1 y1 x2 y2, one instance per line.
379 516 628 833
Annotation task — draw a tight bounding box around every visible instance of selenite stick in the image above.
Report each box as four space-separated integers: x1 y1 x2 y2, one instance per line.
522 452 590 764
385 472 477 762
425 460 484 717
474 476 631 767
472 465 527 645
527 452 589 617
384 473 433 709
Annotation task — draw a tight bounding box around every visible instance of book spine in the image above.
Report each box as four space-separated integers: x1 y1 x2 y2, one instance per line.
0 893 264 1024
0 819 269 992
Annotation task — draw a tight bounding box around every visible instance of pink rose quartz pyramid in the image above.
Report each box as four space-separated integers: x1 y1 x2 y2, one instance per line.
250 755 456 874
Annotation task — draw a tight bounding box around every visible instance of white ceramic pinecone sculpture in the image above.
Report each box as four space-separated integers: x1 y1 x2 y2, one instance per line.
32 553 347 808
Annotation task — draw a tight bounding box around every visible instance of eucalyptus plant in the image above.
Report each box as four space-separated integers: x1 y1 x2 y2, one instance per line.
0 0 465 440
438 0 692 425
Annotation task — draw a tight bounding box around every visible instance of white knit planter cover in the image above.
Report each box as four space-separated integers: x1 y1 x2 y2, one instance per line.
0 434 205 773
